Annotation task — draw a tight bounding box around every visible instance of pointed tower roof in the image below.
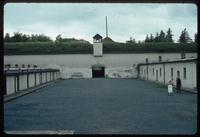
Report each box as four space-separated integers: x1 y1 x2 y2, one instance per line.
93 34 102 40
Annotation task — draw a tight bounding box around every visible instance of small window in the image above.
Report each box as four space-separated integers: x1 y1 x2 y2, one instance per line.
158 56 162 62
183 68 186 79
177 71 180 77
146 58 148 63
160 67 162 76
181 53 185 59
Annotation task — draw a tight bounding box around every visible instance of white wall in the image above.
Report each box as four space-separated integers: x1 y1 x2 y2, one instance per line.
4 53 197 79
4 53 197 68
35 73 40 85
105 66 137 78
29 74 35 88
6 76 15 95
50 72 52 81
19 75 27 90
42 72 46 83
55 72 58 79
47 72 50 82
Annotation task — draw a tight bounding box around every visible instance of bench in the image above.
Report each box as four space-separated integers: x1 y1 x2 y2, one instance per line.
71 72 83 79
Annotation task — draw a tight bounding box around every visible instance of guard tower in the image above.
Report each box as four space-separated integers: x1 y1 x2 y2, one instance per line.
93 34 103 57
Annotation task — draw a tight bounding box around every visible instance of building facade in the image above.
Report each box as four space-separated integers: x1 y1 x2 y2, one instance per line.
138 59 197 90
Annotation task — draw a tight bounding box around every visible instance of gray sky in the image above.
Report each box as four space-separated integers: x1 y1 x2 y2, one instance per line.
4 3 197 43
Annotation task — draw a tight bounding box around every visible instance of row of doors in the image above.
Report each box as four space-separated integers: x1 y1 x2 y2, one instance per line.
146 68 180 81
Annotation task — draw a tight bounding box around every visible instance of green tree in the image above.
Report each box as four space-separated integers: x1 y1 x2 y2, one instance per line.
4 33 10 42
179 28 192 43
55 34 62 43
37 34 52 42
31 34 37 42
165 28 173 42
126 36 136 43
159 30 165 42
145 35 150 43
149 34 154 42
21 34 30 42
154 32 160 42
29 34 52 42
12 32 23 42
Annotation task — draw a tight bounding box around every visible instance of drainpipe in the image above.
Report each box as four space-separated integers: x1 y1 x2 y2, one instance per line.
147 65 148 80
136 64 140 79
53 71 54 80
27 73 29 88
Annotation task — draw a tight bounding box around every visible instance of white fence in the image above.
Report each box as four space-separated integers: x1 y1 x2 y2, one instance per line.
3 68 60 96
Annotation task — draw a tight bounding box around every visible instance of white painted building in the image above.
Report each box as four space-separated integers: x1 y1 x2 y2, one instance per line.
138 58 197 90
4 34 197 90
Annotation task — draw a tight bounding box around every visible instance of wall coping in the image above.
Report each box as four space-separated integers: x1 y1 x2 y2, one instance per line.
138 58 197 66
4 69 60 76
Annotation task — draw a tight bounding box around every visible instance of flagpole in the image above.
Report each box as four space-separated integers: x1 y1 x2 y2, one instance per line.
106 16 108 37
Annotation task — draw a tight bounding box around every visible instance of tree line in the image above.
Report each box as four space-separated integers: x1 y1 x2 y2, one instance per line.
4 28 198 44
144 28 197 43
4 32 90 44
4 32 52 42
55 34 89 44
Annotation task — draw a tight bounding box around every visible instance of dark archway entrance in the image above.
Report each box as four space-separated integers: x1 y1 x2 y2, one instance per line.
92 65 105 78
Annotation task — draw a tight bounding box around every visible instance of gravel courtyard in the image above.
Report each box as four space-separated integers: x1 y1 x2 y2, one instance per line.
4 78 197 134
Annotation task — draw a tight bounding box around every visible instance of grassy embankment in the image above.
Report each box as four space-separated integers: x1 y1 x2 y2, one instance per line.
4 40 197 55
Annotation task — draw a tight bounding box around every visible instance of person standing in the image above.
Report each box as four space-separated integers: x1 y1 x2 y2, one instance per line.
168 79 174 95
176 77 182 93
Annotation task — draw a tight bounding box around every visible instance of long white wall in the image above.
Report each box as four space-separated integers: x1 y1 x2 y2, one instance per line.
6 76 15 95
4 53 197 79
5 70 60 96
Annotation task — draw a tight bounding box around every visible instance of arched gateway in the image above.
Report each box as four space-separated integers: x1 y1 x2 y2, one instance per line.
92 64 105 78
